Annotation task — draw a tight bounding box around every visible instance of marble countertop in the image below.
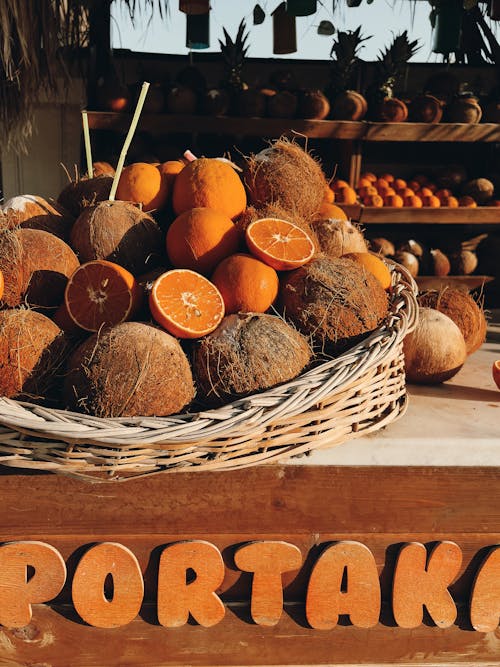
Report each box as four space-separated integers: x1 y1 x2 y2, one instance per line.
288 310 500 467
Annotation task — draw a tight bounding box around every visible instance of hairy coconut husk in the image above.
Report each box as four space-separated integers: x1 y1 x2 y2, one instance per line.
57 175 113 218
193 312 312 405
418 288 487 355
2 195 74 240
394 250 419 277
244 138 327 222
310 218 367 258
280 256 388 353
70 200 164 275
64 322 195 418
0 227 79 309
0 308 67 401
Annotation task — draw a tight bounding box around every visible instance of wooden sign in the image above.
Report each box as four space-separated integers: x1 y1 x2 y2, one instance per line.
0 538 499 631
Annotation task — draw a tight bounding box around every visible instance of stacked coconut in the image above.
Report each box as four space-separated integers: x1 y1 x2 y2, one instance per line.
0 140 485 421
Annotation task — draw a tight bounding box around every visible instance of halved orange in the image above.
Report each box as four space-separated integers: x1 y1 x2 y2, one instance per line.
493 360 500 390
65 259 142 332
149 269 225 339
245 218 315 271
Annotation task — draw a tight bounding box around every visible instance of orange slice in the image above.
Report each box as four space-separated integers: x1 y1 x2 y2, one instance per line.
245 218 315 271
149 269 225 339
65 259 142 332
493 360 500 390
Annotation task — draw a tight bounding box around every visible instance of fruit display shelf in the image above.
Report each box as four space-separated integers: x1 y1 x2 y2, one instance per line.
86 112 500 143
415 275 495 291
339 204 500 225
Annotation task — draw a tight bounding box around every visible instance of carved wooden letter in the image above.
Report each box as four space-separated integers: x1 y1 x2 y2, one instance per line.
392 541 462 628
0 541 66 628
470 545 500 632
306 541 380 629
72 542 144 628
157 540 225 628
234 541 302 626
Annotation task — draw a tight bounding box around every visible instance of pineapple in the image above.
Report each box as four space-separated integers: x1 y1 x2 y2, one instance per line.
369 31 420 122
219 19 249 93
328 27 370 121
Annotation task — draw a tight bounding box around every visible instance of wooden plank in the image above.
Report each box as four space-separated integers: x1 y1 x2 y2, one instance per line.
416 276 495 292
1 602 499 667
1 467 500 665
340 205 500 224
85 112 366 140
364 122 500 143
0 467 499 535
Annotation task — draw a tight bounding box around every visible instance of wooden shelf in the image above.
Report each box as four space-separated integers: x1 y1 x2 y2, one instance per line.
415 275 495 291
86 112 500 143
340 205 500 224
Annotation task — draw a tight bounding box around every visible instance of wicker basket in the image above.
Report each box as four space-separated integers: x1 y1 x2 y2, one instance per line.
0 262 418 481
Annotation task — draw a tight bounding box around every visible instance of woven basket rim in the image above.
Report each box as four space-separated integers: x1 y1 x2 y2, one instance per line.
0 261 418 449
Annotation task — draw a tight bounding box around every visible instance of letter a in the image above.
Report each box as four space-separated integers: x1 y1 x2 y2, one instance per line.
392 541 461 628
306 541 380 629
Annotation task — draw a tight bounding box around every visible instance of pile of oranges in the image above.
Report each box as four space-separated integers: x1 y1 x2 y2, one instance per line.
330 172 489 209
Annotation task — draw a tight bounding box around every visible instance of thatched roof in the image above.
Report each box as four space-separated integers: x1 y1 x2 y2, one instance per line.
0 1 168 152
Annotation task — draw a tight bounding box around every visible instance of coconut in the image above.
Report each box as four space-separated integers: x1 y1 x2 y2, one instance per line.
310 218 367 258
64 321 195 418
193 312 312 405
0 309 67 400
297 90 330 120
2 195 74 240
462 178 495 204
57 175 113 218
403 308 467 384
370 237 395 257
237 89 267 118
267 91 298 118
449 250 478 276
394 250 419 277
70 200 164 275
430 249 451 277
0 227 79 309
244 138 328 221
435 165 468 190
418 288 487 355
280 256 388 353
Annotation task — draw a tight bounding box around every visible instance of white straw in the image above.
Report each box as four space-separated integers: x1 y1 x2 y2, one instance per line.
109 81 150 202
81 111 93 178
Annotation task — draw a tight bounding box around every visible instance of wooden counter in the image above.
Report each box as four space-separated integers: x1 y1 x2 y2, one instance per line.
0 321 498 666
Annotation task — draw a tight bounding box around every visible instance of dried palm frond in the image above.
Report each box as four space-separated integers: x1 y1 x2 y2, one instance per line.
0 0 169 153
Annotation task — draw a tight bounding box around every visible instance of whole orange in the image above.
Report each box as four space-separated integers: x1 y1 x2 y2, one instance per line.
211 253 279 314
172 157 247 219
116 162 169 212
335 186 357 205
166 208 240 275
315 202 348 220
363 194 384 207
158 160 184 196
343 252 392 290
323 184 335 203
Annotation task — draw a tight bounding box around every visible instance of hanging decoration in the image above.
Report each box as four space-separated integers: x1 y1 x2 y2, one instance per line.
431 0 462 55
272 2 297 54
186 12 210 49
285 0 317 16
179 0 210 14
253 4 266 24
317 20 335 36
